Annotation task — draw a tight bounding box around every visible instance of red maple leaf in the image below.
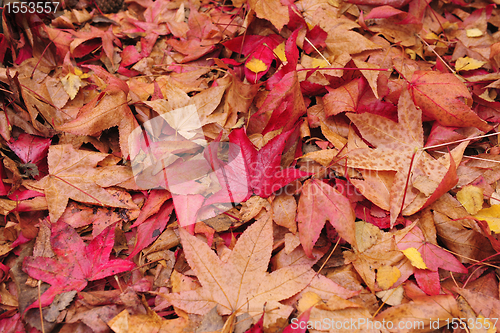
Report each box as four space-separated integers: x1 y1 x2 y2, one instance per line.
22 220 135 311
230 127 309 198
203 127 310 208
396 225 467 295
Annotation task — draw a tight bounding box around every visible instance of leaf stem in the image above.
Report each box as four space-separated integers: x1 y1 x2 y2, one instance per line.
297 67 390 72
398 148 418 225
38 280 45 333
304 36 331 66
422 132 498 150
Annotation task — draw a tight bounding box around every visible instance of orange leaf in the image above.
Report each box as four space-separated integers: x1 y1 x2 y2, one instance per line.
248 0 289 31
409 71 492 132
297 179 356 257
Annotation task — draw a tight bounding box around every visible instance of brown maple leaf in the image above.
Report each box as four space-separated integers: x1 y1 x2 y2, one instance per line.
56 66 137 158
248 0 289 31
165 213 317 329
26 144 137 222
297 2 379 58
346 90 468 225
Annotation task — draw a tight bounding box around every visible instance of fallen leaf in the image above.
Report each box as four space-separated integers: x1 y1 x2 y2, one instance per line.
375 295 460 331
456 185 484 215
224 127 310 199
347 90 466 225
166 213 316 328
61 73 82 100
376 266 401 290
27 144 136 222
474 205 500 233
246 58 267 74
22 221 135 311
455 56 486 71
56 68 138 158
409 71 492 132
248 0 289 31
401 247 427 269
396 224 467 295
297 179 356 257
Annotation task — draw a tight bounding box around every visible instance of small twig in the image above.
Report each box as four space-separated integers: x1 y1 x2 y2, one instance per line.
38 280 45 333
416 33 456 75
297 67 390 72
304 36 331 66
422 132 499 151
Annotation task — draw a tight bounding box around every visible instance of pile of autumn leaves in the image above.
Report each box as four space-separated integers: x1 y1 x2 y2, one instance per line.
1 0 500 332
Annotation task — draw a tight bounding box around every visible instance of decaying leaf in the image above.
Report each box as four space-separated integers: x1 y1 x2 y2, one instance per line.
166 214 316 328
26 145 137 222
297 178 356 257
2 0 500 330
23 221 135 311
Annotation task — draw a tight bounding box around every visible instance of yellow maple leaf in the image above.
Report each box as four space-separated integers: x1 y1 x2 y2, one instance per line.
474 205 500 233
245 57 267 74
455 57 486 71
376 266 401 290
402 247 427 269
456 185 484 214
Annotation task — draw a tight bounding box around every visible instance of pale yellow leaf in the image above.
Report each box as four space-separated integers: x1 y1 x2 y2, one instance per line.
355 221 381 253
456 185 484 215
61 73 82 100
466 28 483 37
402 247 427 269
376 266 401 290
311 58 329 68
474 205 500 233
376 286 404 306
455 57 486 71
163 104 204 140
274 42 287 63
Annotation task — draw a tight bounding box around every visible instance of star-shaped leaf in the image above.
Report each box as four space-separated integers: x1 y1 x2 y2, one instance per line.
22 221 135 311
347 90 467 225
166 214 316 327
31 145 137 222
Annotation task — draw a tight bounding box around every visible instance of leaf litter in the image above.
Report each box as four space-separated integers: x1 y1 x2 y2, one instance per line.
0 0 500 332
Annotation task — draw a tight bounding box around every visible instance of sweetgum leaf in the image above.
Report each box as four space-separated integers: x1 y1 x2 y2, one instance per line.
166 213 316 327
297 179 356 258
409 71 492 132
22 221 135 311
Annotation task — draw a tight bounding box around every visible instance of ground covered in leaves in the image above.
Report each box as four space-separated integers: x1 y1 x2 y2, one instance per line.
1 0 500 332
